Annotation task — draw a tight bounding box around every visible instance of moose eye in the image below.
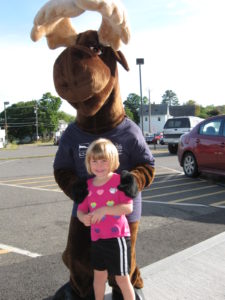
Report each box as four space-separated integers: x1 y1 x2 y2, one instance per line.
90 46 103 55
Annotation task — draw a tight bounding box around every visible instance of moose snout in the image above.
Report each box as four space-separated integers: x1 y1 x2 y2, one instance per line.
53 45 111 103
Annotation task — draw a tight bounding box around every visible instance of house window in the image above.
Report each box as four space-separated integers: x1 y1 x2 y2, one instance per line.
158 117 161 121
145 117 148 122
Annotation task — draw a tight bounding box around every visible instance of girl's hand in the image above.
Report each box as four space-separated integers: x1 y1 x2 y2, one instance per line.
82 213 92 226
90 207 106 224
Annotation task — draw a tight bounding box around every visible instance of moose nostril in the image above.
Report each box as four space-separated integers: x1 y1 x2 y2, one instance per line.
61 82 68 88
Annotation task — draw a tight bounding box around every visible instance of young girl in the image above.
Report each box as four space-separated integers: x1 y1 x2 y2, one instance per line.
77 138 135 300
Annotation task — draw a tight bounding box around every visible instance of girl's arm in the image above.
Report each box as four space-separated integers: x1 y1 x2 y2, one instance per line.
77 210 92 226
91 203 133 224
106 203 133 215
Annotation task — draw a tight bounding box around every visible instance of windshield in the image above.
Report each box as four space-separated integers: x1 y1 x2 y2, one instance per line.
164 118 190 129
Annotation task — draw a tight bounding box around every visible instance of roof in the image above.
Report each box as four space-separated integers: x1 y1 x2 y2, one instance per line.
141 104 196 117
169 105 195 117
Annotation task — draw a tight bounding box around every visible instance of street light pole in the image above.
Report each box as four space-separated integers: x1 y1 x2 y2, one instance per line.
34 102 39 141
148 89 151 133
4 101 9 144
136 58 144 134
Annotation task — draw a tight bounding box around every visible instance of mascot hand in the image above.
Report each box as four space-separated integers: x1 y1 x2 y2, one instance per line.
118 170 138 198
72 178 89 204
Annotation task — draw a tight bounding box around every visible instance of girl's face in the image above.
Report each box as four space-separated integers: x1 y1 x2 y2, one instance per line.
90 157 111 179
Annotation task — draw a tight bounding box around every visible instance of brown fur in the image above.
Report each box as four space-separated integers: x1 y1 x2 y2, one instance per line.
53 30 155 298
53 30 128 134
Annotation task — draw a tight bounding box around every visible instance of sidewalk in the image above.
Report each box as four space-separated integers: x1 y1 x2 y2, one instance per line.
105 231 225 299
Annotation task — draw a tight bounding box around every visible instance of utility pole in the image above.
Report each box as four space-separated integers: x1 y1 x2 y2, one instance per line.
148 89 151 133
4 101 9 144
34 102 39 141
136 58 144 134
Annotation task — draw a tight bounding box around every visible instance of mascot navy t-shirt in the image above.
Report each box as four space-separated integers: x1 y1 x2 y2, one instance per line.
54 117 155 222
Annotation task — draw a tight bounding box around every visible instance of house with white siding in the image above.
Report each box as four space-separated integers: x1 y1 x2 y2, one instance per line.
139 104 196 133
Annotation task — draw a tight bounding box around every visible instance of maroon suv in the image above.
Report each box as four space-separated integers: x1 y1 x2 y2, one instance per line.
178 115 225 177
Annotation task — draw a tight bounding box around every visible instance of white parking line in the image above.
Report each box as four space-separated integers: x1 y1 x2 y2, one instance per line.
157 165 183 174
143 200 208 207
142 200 225 209
0 159 19 165
0 243 42 258
170 189 225 204
145 180 202 191
0 175 54 183
142 184 217 200
0 182 61 192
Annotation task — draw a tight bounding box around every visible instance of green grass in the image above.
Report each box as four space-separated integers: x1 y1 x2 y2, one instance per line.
0 143 18 150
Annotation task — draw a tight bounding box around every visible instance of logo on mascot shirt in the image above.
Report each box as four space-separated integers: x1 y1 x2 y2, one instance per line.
78 143 90 158
78 142 123 158
115 143 123 155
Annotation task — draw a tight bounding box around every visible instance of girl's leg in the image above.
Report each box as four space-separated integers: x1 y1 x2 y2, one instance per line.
93 269 108 300
115 274 135 300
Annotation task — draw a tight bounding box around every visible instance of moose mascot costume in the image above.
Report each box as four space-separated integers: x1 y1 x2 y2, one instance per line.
31 1 155 299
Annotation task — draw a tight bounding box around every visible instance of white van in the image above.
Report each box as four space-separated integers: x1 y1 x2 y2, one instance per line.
163 116 204 154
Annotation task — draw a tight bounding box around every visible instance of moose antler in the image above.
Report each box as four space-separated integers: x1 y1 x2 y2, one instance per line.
30 0 130 50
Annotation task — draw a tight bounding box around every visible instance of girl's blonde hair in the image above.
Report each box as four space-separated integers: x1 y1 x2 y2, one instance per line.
85 138 120 174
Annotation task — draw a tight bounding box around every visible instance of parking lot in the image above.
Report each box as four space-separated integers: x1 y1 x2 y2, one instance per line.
0 144 225 299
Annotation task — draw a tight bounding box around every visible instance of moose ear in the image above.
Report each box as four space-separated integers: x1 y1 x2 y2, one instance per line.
114 50 129 71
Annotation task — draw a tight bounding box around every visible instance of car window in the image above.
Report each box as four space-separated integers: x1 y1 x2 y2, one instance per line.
199 120 222 136
164 118 190 128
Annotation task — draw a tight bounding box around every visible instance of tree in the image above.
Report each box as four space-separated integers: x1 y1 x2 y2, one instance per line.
198 105 224 119
0 101 37 141
0 92 62 142
123 93 148 124
185 100 196 106
38 92 62 137
184 100 201 116
57 111 75 124
161 90 180 106
207 108 220 117
124 107 133 120
198 106 209 119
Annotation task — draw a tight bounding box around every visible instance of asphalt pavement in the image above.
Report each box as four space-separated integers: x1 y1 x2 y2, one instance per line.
105 231 225 299
1 143 225 299
0 143 57 159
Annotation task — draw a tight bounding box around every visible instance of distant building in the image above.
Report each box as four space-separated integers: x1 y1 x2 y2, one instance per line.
139 104 196 133
58 120 68 132
54 120 68 145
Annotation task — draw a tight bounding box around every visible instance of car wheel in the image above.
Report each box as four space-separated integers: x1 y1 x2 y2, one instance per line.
183 152 199 177
168 144 178 154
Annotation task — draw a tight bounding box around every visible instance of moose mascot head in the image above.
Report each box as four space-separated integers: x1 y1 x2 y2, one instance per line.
31 1 155 299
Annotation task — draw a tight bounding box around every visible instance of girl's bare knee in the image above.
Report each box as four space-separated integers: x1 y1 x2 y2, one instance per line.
115 274 130 287
94 270 108 284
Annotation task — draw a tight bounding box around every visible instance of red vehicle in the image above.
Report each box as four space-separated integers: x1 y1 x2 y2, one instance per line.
145 132 163 145
178 115 225 177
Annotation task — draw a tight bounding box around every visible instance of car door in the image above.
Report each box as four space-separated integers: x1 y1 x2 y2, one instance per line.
218 119 225 171
194 118 224 171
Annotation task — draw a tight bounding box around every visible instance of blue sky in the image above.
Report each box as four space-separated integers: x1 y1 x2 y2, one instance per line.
0 0 224 115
